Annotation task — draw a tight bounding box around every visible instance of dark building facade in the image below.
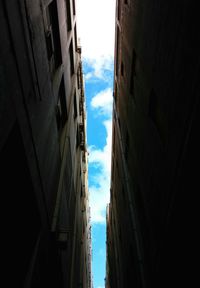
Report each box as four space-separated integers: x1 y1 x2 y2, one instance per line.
107 1 200 288
0 0 91 287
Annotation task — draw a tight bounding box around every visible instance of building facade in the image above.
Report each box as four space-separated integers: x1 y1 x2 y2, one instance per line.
107 1 200 288
0 0 91 287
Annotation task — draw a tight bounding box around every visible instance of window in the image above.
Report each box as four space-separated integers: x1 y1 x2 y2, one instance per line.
77 64 81 89
121 62 124 76
69 40 74 75
114 81 118 104
56 77 67 132
72 0 76 15
75 124 85 150
66 0 72 31
74 24 78 51
117 0 121 21
79 98 83 116
45 1 62 73
122 187 125 199
118 116 121 130
79 123 85 151
124 0 128 4
45 29 53 61
76 125 80 148
74 92 77 118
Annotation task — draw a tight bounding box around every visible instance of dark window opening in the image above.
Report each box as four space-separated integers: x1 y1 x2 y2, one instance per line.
74 92 77 119
118 116 121 131
76 125 80 148
121 62 124 76
66 0 72 31
79 123 85 151
77 65 81 89
114 82 118 104
79 99 83 116
69 40 75 76
56 77 67 132
45 1 62 72
72 0 76 15
124 0 128 4
45 30 54 61
56 102 61 131
117 0 121 20
74 24 78 51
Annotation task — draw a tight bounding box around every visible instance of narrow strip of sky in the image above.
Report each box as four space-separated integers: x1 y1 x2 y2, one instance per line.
76 1 116 288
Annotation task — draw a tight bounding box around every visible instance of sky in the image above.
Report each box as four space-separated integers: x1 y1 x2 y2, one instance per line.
76 1 116 287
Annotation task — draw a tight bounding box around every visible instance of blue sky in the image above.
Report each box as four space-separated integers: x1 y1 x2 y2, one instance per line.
77 1 116 287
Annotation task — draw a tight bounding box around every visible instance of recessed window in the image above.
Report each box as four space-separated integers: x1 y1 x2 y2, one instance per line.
74 92 77 119
117 0 121 20
69 40 74 75
79 99 83 116
121 62 124 76
79 123 85 151
74 24 78 51
76 125 80 148
45 29 53 61
77 64 81 89
66 0 72 31
56 77 67 132
45 1 62 73
114 82 118 103
72 0 76 15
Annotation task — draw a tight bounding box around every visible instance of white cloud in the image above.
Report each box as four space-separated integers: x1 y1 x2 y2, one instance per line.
85 57 114 81
76 0 116 78
91 88 113 117
85 72 93 80
88 119 113 223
